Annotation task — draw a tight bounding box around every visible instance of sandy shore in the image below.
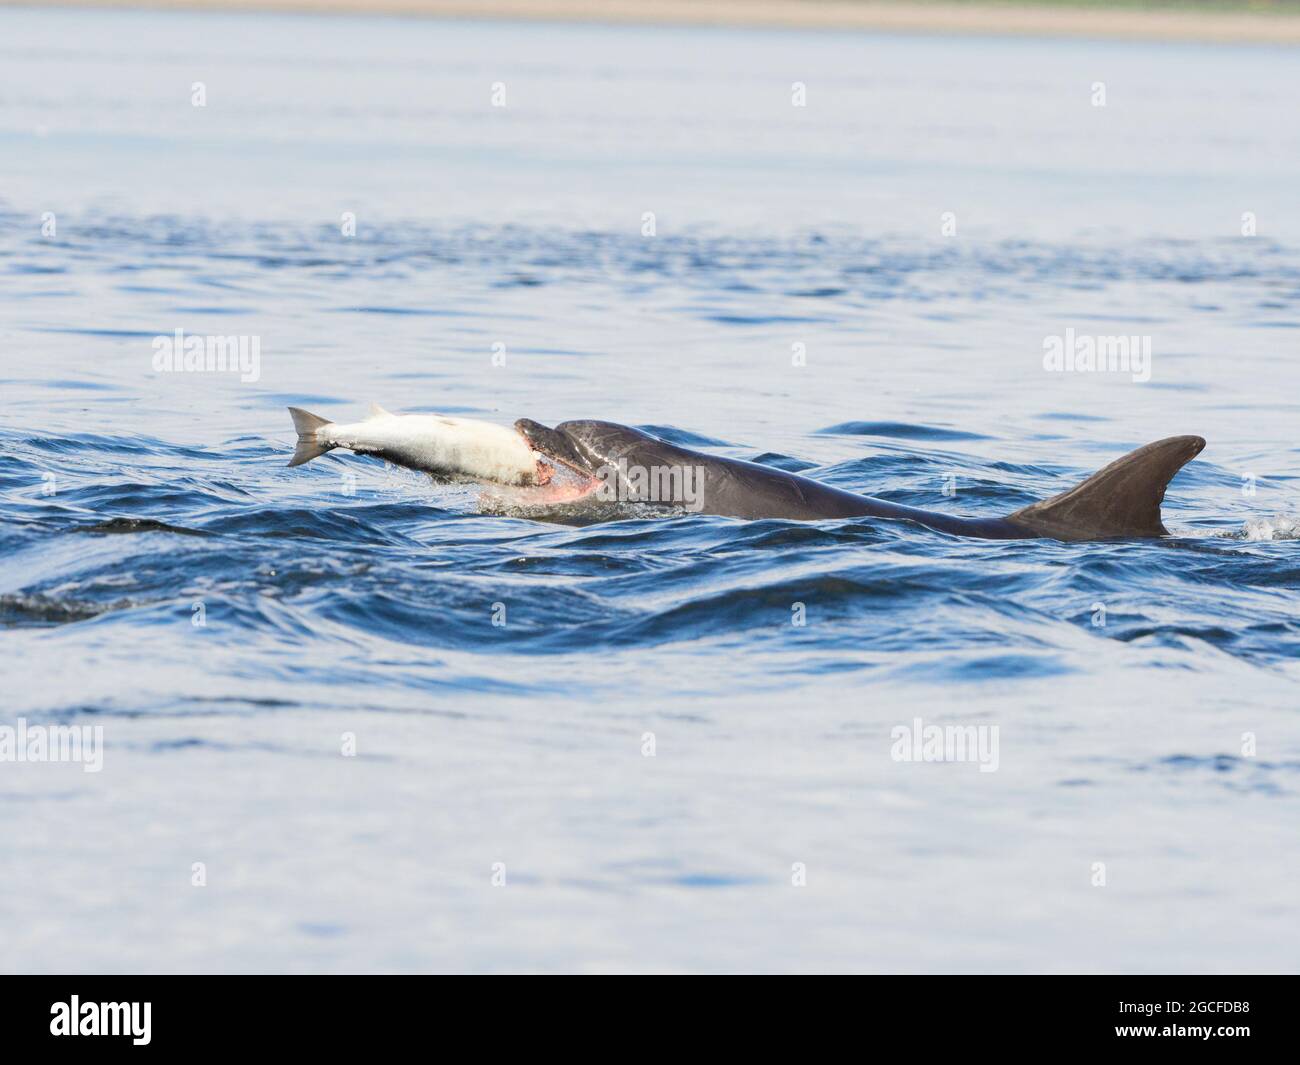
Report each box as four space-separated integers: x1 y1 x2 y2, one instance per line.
10 0 1300 44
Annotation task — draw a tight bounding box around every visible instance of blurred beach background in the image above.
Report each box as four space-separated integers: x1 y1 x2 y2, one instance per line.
17 0 1300 42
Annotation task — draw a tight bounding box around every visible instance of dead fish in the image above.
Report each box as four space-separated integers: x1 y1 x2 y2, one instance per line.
287 405 552 485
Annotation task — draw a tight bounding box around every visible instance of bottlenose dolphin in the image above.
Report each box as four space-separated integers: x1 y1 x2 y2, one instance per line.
514 419 1206 541
287 407 1205 541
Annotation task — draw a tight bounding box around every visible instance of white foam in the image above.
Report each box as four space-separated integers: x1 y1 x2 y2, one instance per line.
1237 515 1300 541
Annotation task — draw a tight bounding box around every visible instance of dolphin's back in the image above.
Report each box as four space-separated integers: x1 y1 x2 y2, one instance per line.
596 426 1205 541
692 452 1010 533
612 434 1022 536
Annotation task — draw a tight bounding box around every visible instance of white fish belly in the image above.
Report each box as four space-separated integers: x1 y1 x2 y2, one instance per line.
324 413 541 485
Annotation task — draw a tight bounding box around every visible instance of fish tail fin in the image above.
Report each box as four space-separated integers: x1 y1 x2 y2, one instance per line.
287 407 335 467
1005 436 1205 541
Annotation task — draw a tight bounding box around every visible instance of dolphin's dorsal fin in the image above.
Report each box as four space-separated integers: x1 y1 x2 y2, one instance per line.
368 403 394 419
1005 436 1205 541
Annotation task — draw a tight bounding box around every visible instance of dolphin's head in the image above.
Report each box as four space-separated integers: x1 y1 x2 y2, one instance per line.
513 419 710 512
514 419 662 476
513 419 592 475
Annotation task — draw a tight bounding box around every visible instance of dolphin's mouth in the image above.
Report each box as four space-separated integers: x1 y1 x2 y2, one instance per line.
514 420 575 487
511 419 602 505
515 419 594 476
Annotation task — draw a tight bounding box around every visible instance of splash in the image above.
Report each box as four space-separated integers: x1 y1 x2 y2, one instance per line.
477 465 601 514
1231 515 1300 541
